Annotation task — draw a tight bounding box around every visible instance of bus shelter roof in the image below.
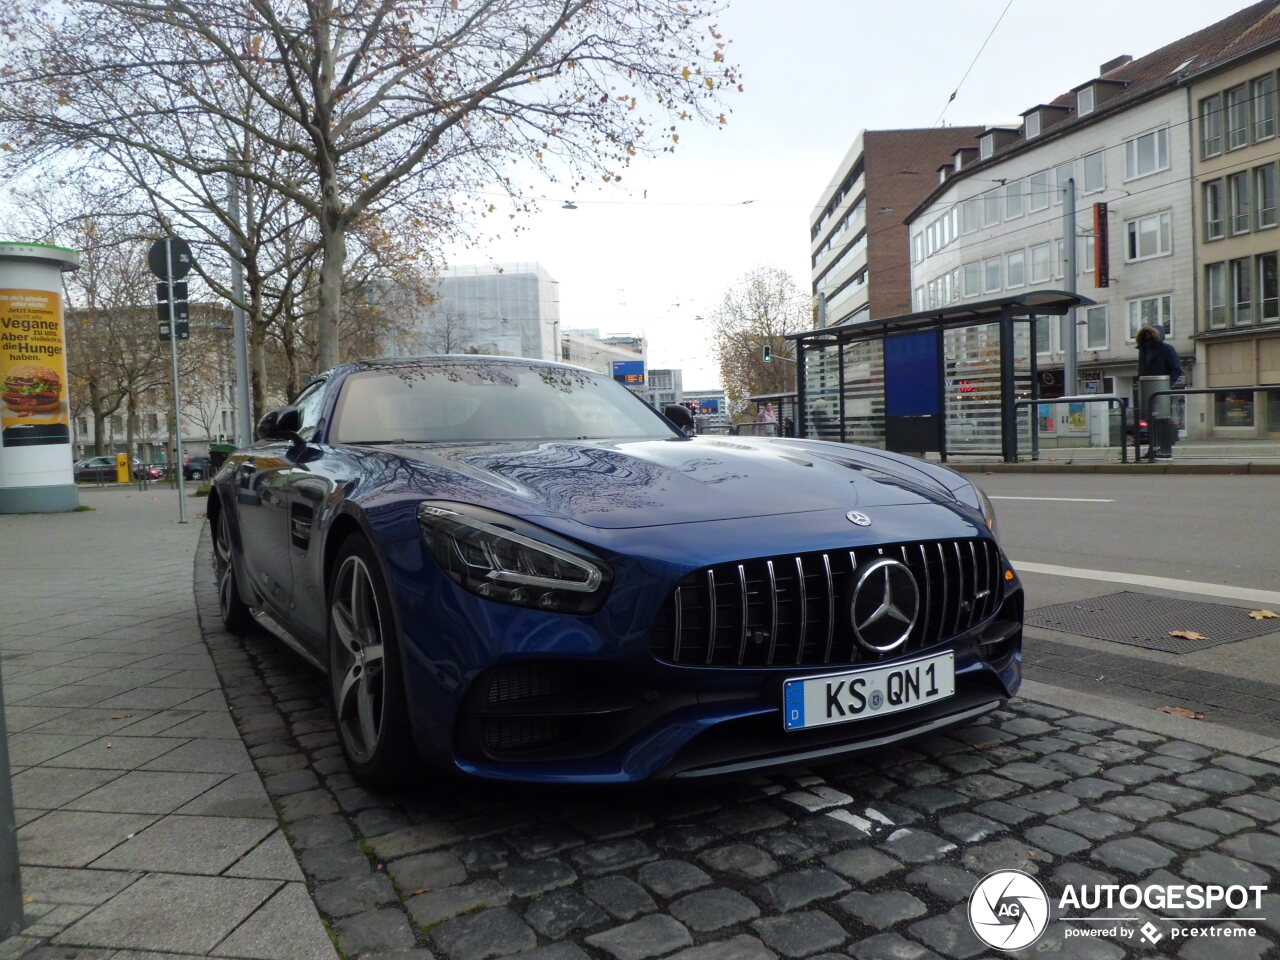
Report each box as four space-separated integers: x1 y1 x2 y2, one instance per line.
786 290 1096 343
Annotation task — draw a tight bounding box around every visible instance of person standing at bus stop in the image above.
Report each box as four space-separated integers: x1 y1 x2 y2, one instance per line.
760 402 778 436
1135 324 1184 460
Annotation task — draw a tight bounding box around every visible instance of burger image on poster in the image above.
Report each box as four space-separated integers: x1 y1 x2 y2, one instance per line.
3 363 62 414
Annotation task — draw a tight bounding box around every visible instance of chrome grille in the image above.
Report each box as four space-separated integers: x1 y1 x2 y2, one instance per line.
650 538 1003 667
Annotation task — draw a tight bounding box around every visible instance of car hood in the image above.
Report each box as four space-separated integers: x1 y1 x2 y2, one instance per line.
363 436 970 530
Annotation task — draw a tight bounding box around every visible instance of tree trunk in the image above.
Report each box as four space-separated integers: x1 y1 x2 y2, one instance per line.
250 317 268 423
316 203 346 370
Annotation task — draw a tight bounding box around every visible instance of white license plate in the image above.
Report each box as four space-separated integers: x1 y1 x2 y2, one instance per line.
782 652 955 731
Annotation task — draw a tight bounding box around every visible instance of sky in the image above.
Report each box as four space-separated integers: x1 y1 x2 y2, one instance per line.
444 0 1242 389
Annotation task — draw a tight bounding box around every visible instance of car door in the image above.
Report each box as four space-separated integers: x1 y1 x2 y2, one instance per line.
230 384 327 619
280 378 344 650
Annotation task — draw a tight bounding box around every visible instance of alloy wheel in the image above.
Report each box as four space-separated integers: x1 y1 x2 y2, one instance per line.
215 512 236 619
331 555 387 764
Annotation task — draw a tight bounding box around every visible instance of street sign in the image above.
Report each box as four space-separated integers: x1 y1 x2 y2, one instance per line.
158 322 171 341
156 281 188 302
147 236 193 281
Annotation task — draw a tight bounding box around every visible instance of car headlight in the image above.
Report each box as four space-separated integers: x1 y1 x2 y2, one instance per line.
418 502 611 614
975 485 998 538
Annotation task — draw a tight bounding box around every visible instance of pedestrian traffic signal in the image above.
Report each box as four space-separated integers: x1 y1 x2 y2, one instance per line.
762 344 772 363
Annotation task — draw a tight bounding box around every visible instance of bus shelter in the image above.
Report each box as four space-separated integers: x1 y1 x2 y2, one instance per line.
789 291 1094 462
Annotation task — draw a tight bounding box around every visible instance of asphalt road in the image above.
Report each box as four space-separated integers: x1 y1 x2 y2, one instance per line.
968 473 1279 592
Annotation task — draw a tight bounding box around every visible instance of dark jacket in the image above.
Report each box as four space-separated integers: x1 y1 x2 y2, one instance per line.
1135 325 1183 382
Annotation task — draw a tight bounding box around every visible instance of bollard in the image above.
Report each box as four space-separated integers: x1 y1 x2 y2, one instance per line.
0 657 24 939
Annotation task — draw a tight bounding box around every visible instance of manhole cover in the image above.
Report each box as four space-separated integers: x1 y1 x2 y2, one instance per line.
1027 591 1280 653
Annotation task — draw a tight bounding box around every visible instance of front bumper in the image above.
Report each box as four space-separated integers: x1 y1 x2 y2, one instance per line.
383 519 1024 783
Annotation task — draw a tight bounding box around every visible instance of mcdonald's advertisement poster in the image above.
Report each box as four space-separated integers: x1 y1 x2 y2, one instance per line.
1 288 71 447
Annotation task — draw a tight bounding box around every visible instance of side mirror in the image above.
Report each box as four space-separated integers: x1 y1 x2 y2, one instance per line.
664 404 695 432
256 405 303 442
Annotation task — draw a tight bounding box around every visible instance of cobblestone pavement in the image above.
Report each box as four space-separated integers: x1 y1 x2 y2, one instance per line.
193 529 1280 960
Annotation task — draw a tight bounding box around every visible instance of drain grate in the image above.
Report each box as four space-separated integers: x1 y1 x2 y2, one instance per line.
1027 591 1280 653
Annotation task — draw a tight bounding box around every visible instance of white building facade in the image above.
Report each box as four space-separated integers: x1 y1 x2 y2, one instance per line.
907 84 1197 436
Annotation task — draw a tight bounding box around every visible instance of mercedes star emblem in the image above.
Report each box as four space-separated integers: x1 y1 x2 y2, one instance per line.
850 557 920 653
846 511 872 527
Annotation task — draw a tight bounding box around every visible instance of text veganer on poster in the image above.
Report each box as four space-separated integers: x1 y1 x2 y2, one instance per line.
0 288 70 447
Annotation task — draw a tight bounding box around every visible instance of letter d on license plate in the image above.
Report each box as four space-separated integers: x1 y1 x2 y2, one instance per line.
782 652 955 731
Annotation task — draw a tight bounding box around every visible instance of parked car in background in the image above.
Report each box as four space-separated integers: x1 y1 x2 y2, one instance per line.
184 456 212 481
210 356 1021 787
1124 408 1150 443
73 456 158 482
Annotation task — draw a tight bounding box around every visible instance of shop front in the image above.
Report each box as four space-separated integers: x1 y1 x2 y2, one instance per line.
1203 334 1280 438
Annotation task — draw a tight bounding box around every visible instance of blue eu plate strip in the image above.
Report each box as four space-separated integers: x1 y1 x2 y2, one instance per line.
784 681 805 731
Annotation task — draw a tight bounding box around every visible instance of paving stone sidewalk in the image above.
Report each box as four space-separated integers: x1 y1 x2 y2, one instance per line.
188 525 1280 960
0 488 335 960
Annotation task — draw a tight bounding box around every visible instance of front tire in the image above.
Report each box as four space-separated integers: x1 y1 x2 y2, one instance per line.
328 535 416 787
214 507 254 635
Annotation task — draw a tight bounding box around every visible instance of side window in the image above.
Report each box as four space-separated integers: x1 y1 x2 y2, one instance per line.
293 380 328 441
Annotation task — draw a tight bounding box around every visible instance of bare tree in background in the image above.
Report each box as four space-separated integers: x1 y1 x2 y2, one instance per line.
711 267 807 419
2 0 739 373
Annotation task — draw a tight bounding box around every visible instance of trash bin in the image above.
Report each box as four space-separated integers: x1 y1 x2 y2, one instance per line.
1138 375 1174 459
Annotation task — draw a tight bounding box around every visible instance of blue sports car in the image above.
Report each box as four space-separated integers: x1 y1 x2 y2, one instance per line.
210 356 1022 785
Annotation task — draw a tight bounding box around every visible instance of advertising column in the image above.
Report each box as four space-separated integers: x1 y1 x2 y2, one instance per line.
0 242 81 513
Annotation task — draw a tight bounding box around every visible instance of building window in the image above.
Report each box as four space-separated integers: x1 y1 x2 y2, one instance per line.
983 188 1001 226
1254 74 1276 141
912 233 924 263
1231 257 1253 326
111 415 123 433
1035 316 1051 354
983 257 1001 294
1083 305 1108 350
1055 239 1066 280
1082 150 1105 194
1127 295 1173 339
979 134 993 160
1028 170 1050 211
1005 180 1025 219
1125 211 1172 261
1205 262 1228 328
961 198 980 234
1030 243 1051 283
1077 87 1095 117
1053 161 1073 203
1215 392 1255 427
1203 180 1224 240
1201 93 1223 157
1226 85 1250 150
78 418 88 436
1006 249 1025 288
1256 164 1277 229
962 262 981 297
1124 126 1169 180
1083 235 1096 273
1259 252 1279 322
1025 112 1041 139
914 286 925 311
1229 171 1250 234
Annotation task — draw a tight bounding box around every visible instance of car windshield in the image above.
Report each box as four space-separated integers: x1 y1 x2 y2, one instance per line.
331 360 677 444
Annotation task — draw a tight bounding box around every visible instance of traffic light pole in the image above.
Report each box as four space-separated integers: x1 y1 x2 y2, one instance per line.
166 243 189 524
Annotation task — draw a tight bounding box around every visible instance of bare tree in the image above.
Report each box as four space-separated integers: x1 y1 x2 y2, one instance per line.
1 0 738 372
711 267 807 418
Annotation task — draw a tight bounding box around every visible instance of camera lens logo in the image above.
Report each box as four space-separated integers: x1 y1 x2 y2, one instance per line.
968 870 1050 951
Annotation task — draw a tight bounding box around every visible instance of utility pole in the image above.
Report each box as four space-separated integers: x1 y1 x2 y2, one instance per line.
0 661 22 939
1062 177 1079 396
227 161 253 446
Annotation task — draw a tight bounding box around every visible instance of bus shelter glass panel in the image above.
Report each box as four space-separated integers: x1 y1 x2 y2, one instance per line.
841 337 885 447
803 342 841 441
943 321 1032 455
